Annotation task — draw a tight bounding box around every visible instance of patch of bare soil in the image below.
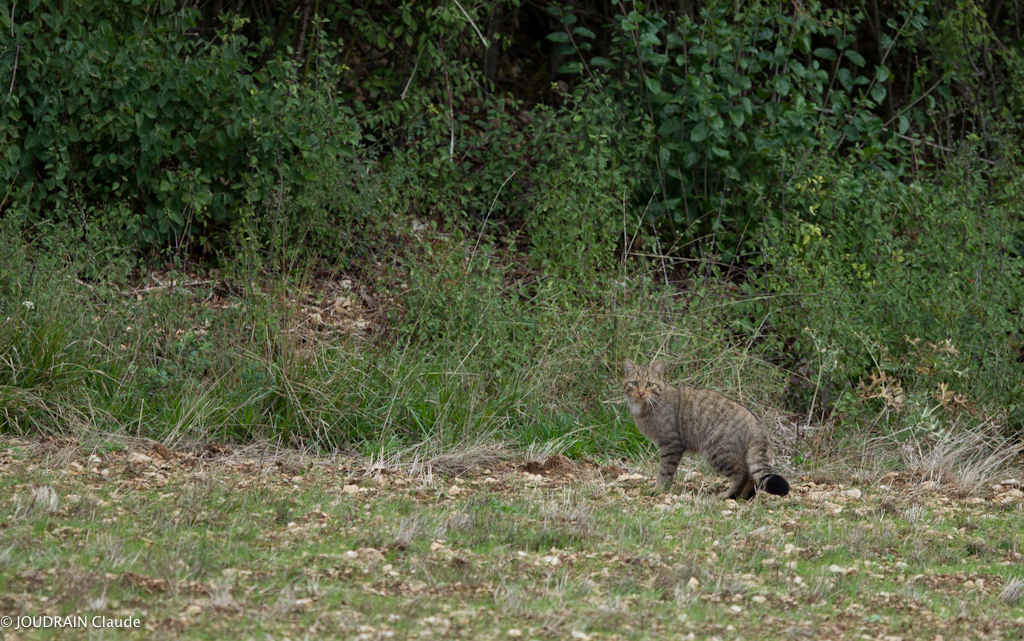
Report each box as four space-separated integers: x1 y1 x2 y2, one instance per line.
521 454 581 476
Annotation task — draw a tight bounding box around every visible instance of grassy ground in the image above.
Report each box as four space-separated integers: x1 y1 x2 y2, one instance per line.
2 436 1024 640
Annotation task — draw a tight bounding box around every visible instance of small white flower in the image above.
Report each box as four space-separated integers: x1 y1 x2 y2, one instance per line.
21 301 34 310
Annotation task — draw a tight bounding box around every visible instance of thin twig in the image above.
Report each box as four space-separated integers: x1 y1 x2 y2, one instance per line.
651 217 669 287
895 133 997 166
451 0 489 48
6 45 20 100
833 9 914 150
400 48 425 100
440 42 455 162
563 23 594 79
468 167 520 271
120 280 215 296
882 76 945 129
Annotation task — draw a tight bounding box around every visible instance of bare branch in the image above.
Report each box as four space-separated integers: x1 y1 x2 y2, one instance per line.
451 0 489 48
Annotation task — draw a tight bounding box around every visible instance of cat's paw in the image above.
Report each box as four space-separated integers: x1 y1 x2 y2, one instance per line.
646 484 670 496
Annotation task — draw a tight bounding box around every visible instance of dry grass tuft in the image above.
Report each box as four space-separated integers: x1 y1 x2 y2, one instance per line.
390 514 429 550
999 578 1024 606
12 485 59 520
365 439 511 479
894 419 1024 495
539 489 594 540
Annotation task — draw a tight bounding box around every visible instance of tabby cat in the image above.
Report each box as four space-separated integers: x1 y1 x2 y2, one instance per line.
623 359 789 499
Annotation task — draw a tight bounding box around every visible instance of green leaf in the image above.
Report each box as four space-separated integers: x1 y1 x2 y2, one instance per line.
6 144 20 164
546 32 570 43
690 122 708 143
875 66 890 83
773 75 791 96
573 27 596 39
590 56 614 68
898 114 910 135
729 105 745 128
845 50 866 67
645 77 662 94
870 83 886 104
813 47 837 61
837 68 853 89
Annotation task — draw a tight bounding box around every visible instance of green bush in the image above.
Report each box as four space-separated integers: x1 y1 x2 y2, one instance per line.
746 147 1024 431
1 0 357 255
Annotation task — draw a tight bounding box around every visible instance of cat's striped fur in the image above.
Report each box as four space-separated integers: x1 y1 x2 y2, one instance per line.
623 359 789 499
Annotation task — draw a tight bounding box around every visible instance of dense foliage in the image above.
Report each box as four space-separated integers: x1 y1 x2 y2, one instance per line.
1 0 1023 442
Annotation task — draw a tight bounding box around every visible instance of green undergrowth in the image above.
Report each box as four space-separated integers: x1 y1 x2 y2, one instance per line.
0 237 789 457
0 216 1019 461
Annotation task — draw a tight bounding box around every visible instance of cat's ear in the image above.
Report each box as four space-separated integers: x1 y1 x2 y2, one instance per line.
623 359 637 375
650 361 666 376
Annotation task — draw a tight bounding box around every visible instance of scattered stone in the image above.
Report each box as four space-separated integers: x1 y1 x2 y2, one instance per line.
358 547 386 565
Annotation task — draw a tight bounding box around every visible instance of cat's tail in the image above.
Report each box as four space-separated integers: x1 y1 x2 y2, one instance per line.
748 444 790 496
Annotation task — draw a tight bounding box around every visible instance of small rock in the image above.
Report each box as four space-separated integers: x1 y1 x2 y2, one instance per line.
921 480 938 490
616 473 645 482
751 595 767 603
687 576 699 589
358 547 386 565
507 629 522 638
842 488 862 499
343 484 360 494
128 452 152 464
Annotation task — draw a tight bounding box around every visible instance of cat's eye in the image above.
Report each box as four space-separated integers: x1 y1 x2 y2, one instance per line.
631 381 638 386
646 382 652 388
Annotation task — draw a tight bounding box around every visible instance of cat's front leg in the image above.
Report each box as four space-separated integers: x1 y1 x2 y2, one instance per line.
648 444 685 494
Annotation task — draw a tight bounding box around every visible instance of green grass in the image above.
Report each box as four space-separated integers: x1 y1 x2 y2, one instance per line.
0 248 791 460
2 438 1023 640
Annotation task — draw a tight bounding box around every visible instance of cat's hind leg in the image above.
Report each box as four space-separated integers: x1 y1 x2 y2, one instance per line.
737 476 756 499
718 473 752 500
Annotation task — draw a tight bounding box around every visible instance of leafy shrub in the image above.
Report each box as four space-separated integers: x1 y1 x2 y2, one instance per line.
749 148 1024 431
1 0 357 255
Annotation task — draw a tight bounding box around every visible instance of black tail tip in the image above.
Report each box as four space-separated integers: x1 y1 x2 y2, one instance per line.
763 474 790 496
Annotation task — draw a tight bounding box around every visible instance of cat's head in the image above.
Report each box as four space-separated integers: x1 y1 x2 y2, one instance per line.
623 359 667 414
